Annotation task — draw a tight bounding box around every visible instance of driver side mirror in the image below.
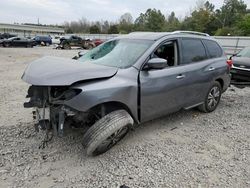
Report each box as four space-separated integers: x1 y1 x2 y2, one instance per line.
146 58 168 70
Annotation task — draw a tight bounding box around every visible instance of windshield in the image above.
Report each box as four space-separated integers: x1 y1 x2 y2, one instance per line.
237 47 250 58
78 39 153 68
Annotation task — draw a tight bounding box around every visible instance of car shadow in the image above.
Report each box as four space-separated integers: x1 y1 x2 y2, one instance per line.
35 107 205 160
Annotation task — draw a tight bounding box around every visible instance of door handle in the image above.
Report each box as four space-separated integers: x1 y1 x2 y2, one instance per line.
208 67 215 71
176 74 185 79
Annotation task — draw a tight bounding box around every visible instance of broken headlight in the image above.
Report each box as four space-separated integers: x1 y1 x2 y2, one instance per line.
50 87 82 101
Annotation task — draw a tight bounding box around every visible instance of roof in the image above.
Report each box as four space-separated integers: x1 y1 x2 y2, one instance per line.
118 31 211 41
118 32 171 40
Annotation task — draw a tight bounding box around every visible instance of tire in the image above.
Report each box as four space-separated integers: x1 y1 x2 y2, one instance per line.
87 43 94 50
198 81 222 113
3 42 9 47
83 110 134 156
26 44 32 48
45 42 50 46
63 43 71 49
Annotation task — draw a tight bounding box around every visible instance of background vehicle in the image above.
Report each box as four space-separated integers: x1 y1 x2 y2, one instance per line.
59 35 96 49
51 35 63 44
1 37 35 47
92 38 104 46
230 46 250 86
33 36 52 46
22 31 231 156
0 33 17 39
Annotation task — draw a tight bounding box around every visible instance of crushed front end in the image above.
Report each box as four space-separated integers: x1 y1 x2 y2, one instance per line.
24 86 83 137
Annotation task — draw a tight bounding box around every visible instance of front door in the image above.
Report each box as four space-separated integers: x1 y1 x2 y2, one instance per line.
140 40 186 122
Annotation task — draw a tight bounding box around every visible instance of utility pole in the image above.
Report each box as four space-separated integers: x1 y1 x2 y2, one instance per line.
38 18 40 25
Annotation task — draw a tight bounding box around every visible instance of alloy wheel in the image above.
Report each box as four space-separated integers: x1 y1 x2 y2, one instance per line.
207 86 221 109
93 126 129 155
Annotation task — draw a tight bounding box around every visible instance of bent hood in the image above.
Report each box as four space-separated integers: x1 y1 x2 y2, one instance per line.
22 56 118 86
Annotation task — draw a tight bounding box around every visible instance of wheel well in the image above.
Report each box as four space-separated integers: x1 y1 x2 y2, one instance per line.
215 78 224 89
88 101 135 121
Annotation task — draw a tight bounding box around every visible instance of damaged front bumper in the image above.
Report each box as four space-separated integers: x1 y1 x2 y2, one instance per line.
24 86 80 137
32 106 75 137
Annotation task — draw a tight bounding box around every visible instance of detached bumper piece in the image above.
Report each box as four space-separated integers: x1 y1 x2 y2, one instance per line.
58 111 65 137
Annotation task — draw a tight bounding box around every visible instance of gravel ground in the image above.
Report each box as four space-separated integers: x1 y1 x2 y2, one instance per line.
0 47 250 188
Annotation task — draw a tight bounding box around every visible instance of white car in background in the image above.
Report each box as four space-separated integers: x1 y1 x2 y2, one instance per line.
51 36 64 44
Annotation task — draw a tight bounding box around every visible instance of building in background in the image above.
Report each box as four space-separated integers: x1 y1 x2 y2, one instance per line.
0 23 64 38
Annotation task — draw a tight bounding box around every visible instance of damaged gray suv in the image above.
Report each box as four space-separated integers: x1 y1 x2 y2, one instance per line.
22 31 231 156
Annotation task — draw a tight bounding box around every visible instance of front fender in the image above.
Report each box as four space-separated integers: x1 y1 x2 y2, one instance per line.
64 67 139 122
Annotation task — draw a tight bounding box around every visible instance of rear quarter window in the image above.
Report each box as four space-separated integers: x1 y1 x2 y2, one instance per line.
203 40 223 58
181 38 207 64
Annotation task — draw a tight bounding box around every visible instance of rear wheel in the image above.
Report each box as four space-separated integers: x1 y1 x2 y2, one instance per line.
82 110 134 156
198 81 222 113
26 43 32 48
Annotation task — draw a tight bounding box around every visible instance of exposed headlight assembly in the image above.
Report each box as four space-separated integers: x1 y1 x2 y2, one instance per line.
50 87 82 101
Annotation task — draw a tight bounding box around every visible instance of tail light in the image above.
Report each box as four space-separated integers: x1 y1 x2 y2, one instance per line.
227 59 233 69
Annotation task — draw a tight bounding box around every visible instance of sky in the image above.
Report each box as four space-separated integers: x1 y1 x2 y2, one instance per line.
0 0 249 25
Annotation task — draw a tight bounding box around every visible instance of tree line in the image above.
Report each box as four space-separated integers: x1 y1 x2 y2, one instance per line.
64 0 250 36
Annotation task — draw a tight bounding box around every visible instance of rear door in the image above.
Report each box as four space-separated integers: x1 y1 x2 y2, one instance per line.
178 38 215 107
19 38 27 46
12 38 21 46
202 39 229 89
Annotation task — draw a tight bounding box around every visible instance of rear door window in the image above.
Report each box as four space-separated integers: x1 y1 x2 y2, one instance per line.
181 38 207 64
203 40 222 58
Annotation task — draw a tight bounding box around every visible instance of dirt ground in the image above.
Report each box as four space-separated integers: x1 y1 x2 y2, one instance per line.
0 47 250 188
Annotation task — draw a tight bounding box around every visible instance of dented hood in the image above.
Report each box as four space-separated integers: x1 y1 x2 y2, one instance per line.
22 56 118 86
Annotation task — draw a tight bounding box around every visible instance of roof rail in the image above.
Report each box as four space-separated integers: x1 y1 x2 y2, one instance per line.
172 31 210 37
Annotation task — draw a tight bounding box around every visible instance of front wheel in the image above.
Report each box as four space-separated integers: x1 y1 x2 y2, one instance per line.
3 42 10 47
82 110 134 156
87 43 94 50
198 81 222 113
